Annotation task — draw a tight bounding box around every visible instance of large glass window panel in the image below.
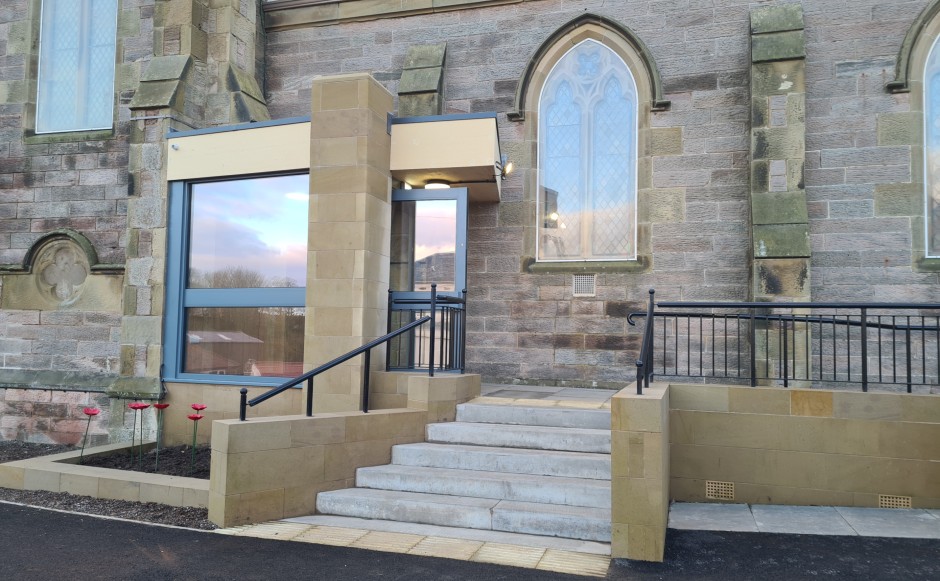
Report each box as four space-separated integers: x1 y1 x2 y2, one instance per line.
184 307 305 377
390 199 458 292
165 172 309 383
537 39 638 261
925 38 940 257
36 0 118 134
188 175 309 288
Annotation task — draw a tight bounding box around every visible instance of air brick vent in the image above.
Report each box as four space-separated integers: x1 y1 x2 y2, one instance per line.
705 480 735 500
879 494 912 509
572 274 596 297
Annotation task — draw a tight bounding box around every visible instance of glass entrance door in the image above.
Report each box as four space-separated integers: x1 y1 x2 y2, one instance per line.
390 188 467 299
389 188 468 371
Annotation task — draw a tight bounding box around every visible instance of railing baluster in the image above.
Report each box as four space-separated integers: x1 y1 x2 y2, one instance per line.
921 315 927 385
306 376 313 417
386 290 393 371
860 308 868 392
906 318 912 393
429 284 437 377
362 350 370 413
892 316 897 384
749 309 757 386
782 316 789 388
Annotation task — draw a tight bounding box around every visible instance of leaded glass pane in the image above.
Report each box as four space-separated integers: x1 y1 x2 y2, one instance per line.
36 0 117 134
537 40 638 261
926 38 940 257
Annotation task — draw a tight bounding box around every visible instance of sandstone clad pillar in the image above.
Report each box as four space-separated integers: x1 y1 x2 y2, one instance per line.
306 74 394 412
749 5 811 382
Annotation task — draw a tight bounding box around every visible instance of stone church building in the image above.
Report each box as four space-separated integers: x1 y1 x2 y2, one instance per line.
0 0 938 444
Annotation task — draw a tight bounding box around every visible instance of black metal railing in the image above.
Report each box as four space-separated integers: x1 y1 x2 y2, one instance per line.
386 284 466 375
239 315 431 420
635 289 656 394
628 290 940 395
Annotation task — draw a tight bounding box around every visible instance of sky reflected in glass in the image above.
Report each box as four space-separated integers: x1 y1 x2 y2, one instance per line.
189 174 309 288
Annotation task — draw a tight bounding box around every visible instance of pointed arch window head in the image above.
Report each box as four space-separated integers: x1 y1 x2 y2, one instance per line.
538 40 638 262
925 37 940 257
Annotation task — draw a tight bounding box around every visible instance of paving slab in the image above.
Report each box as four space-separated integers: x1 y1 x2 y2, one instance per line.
835 507 940 539
751 504 855 535
283 514 612 555
668 502 758 532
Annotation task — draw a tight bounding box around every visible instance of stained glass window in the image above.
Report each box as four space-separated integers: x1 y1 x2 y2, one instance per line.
925 37 940 257
538 40 638 261
36 0 117 134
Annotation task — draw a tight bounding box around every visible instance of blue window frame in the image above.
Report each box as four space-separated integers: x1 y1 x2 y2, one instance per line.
164 174 309 385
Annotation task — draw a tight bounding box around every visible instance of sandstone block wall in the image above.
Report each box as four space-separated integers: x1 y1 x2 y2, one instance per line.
264 0 938 387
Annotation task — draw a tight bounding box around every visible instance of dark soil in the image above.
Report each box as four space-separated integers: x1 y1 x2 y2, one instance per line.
0 441 216 530
82 444 211 479
0 440 74 463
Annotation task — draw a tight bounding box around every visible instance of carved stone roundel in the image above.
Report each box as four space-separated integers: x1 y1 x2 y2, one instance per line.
36 241 89 306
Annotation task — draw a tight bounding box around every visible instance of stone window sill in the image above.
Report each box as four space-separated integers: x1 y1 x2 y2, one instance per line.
522 256 650 274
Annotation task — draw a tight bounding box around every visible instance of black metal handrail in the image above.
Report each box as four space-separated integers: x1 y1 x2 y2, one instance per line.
628 290 940 395
239 315 431 420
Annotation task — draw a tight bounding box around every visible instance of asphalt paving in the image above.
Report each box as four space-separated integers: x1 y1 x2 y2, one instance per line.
1 502 938 580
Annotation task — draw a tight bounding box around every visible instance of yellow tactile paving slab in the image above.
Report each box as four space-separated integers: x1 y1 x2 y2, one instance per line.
219 522 612 573
231 522 311 540
351 530 424 553
471 542 547 568
537 549 611 577
294 525 369 547
408 536 484 560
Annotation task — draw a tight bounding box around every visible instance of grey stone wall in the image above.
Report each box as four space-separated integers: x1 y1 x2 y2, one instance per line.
266 0 755 386
263 0 939 387
802 0 937 301
2 0 938 393
0 0 155 384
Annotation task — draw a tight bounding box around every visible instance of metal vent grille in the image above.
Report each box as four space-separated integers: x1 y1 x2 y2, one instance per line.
572 274 596 297
705 480 735 500
879 494 912 509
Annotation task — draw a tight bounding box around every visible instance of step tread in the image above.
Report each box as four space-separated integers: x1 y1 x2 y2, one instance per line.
356 464 610 508
430 421 609 435
394 442 611 461
426 422 610 453
360 464 610 488
318 488 610 517
456 402 611 429
392 442 611 479
317 481 611 541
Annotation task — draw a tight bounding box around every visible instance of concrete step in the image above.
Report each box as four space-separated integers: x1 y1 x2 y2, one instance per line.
356 464 610 508
315 488 610 542
392 442 611 480
456 402 610 430
426 422 610 453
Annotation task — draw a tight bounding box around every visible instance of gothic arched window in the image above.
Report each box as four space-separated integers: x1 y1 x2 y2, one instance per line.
925 36 940 256
538 39 638 261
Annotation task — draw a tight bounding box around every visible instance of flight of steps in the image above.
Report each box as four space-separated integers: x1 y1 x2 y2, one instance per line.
315 400 612 543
